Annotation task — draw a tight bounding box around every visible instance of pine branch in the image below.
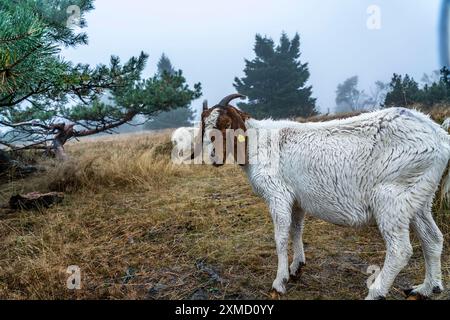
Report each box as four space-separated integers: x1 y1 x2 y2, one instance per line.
74 111 138 137
0 30 34 44
0 43 44 73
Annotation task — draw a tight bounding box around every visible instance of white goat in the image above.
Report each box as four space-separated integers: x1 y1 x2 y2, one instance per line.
171 127 198 162
199 94 449 300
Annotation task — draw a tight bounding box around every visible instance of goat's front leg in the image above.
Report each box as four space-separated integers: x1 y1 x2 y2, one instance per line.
270 200 292 295
290 206 306 278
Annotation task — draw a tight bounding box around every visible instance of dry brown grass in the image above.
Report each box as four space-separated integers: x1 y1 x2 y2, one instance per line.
0 130 449 300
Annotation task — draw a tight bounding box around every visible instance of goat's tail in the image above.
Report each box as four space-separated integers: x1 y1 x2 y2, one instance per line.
437 118 450 210
435 119 450 210
438 165 450 210
442 118 450 131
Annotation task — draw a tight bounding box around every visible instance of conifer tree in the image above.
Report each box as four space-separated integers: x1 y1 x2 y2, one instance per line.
383 74 421 107
234 32 317 119
146 54 196 130
157 53 175 76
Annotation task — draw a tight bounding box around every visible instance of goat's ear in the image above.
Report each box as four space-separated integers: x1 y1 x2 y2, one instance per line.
226 107 248 166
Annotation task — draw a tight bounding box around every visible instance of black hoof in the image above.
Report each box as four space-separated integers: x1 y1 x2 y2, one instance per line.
404 290 430 300
406 294 430 300
290 263 306 280
404 287 440 299
433 286 443 294
375 296 386 300
403 288 414 297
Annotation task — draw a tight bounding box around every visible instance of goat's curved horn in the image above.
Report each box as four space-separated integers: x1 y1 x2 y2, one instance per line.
218 94 246 107
203 100 208 111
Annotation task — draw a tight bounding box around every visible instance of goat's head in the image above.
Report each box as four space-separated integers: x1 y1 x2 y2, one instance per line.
194 94 249 166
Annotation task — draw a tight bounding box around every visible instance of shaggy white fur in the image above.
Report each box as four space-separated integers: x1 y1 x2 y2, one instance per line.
171 127 198 161
203 107 449 300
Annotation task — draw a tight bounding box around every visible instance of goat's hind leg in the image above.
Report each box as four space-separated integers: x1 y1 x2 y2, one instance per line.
406 203 444 298
290 204 306 278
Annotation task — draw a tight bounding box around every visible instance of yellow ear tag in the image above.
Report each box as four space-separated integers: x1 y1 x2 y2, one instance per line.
237 134 246 143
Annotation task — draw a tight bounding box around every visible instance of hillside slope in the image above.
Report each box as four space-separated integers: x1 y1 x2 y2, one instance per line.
0 131 448 300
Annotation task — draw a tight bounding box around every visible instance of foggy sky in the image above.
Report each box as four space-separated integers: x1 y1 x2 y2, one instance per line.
62 0 441 118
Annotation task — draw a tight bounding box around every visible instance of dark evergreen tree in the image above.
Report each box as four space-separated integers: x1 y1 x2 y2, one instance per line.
234 32 317 119
383 68 450 108
383 74 421 107
157 53 175 76
145 54 196 130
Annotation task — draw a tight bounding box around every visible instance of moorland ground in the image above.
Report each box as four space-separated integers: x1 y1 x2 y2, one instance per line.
0 131 449 300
